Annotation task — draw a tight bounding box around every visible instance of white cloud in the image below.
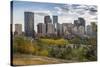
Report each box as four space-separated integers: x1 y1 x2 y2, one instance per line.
53 4 97 25
34 5 97 27
59 16 75 23
54 7 62 11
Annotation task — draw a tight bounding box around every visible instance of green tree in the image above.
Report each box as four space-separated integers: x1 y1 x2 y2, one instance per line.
13 36 36 54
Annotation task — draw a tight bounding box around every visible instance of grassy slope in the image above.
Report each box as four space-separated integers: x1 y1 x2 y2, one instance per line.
13 54 73 66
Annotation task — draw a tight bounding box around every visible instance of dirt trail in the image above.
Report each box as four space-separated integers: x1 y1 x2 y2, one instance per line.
13 54 73 66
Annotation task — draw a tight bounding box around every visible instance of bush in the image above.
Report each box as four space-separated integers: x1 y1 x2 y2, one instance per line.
39 38 69 46
39 50 49 56
13 36 97 61
13 36 36 54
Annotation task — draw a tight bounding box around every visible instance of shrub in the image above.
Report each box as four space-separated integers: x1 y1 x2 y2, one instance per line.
39 50 49 56
39 38 69 46
13 36 36 54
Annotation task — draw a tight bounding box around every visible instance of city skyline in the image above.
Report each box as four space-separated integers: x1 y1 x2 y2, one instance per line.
11 1 97 65
12 1 97 32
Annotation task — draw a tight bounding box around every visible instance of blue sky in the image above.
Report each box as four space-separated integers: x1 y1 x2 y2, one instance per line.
12 1 97 32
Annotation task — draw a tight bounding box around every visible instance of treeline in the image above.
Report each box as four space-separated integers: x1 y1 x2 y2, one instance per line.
13 36 97 62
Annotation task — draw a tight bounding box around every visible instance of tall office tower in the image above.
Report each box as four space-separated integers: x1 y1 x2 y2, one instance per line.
53 16 58 24
72 26 78 35
57 23 63 36
44 15 52 33
86 25 93 36
62 25 69 36
74 20 79 27
78 17 85 27
53 16 58 27
62 23 73 34
44 16 52 24
47 23 55 35
24 12 35 38
78 26 85 35
37 23 46 37
53 16 58 35
15 24 22 35
73 17 86 35
91 22 97 36
78 17 86 33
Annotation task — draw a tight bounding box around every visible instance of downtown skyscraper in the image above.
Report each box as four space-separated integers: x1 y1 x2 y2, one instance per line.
37 23 46 37
44 16 52 34
53 16 58 26
15 24 22 35
53 16 58 36
44 16 52 24
73 17 86 35
24 12 35 38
